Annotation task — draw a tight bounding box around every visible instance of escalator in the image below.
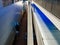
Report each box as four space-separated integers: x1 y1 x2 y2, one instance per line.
1 1 60 45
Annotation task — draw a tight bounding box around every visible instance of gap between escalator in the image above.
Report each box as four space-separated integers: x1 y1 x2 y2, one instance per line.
12 6 38 45
13 9 27 45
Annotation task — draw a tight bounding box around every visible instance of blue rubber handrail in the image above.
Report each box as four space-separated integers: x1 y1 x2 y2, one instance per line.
31 4 58 31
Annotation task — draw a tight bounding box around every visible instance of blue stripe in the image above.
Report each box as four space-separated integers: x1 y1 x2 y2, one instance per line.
31 4 58 31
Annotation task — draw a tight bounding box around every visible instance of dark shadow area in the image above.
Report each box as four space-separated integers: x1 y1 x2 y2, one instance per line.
13 9 27 45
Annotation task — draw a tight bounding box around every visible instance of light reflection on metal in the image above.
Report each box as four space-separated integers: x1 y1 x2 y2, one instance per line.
27 0 34 45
